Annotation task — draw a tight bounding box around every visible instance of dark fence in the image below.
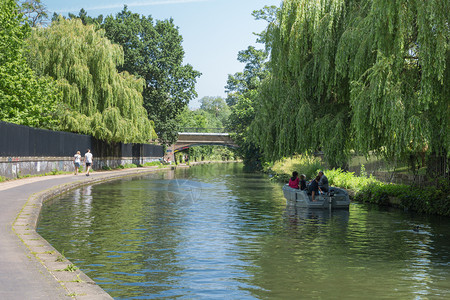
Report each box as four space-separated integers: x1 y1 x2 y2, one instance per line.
0 120 163 158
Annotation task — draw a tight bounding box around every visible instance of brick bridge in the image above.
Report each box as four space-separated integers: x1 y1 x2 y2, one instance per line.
165 128 237 161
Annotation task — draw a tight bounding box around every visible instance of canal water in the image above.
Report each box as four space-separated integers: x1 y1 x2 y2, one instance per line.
38 163 450 299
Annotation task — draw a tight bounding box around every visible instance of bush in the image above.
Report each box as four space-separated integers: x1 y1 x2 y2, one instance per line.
327 167 378 191
123 163 137 169
143 161 162 167
354 177 450 216
102 166 112 171
268 155 323 180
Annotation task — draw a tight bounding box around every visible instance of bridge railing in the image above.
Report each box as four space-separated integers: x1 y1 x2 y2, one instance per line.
179 127 228 133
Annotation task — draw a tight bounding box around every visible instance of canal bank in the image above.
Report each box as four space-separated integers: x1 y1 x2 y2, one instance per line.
0 166 180 299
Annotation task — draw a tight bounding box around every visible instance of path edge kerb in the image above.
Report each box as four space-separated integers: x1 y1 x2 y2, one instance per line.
11 167 173 299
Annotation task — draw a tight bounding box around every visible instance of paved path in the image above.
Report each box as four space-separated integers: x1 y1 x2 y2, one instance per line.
0 168 168 299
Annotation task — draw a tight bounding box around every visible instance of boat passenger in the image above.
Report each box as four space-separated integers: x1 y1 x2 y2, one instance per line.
318 171 329 193
299 174 307 190
308 176 320 201
289 171 300 189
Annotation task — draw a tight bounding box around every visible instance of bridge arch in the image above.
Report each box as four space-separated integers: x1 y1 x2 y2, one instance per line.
174 143 238 153
165 129 238 160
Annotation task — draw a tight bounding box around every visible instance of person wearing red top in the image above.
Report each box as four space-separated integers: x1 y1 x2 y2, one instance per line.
289 171 300 189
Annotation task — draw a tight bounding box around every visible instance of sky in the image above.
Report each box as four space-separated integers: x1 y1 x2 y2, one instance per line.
43 0 281 109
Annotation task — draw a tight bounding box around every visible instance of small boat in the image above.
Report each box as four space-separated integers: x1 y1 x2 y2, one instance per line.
282 184 350 209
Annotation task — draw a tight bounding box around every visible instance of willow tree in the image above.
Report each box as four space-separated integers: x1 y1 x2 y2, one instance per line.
252 0 449 171
338 0 450 175
26 18 156 143
251 0 352 167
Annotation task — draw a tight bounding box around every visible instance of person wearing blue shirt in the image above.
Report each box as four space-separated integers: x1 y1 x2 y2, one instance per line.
308 176 320 201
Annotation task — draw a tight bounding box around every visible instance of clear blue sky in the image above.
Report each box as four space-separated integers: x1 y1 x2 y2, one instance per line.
43 0 281 108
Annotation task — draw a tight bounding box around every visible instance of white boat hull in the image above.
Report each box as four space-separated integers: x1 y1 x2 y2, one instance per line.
282 184 350 209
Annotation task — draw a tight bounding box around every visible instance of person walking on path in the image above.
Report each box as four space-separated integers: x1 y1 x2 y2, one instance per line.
84 149 93 176
73 151 81 175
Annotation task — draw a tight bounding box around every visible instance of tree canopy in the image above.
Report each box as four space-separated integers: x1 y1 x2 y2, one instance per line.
176 97 229 130
26 17 156 143
0 0 59 129
102 7 201 144
250 0 449 168
225 45 269 168
19 0 48 27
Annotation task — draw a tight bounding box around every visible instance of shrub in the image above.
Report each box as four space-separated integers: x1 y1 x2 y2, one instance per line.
269 155 323 180
143 161 162 167
123 163 137 169
355 178 450 216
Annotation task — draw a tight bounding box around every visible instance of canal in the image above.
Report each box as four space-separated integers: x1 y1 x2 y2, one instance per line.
38 163 450 299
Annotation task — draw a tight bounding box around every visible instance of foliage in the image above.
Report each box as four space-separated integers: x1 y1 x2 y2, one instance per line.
67 8 103 26
19 0 48 27
186 146 236 163
101 6 201 144
122 163 138 169
226 46 269 168
176 107 210 129
225 46 269 106
224 6 279 170
252 5 279 47
63 264 78 272
251 0 449 170
0 0 60 129
355 178 450 216
199 96 230 126
267 155 323 182
143 161 162 167
326 168 379 192
176 97 229 130
26 18 155 143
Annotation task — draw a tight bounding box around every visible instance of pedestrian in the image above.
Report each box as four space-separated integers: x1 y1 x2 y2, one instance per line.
84 149 93 176
73 150 81 175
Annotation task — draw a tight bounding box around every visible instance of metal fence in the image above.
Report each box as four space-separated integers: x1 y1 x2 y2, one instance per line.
0 120 163 158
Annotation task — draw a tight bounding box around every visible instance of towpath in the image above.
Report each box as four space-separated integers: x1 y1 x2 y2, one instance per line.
0 167 169 299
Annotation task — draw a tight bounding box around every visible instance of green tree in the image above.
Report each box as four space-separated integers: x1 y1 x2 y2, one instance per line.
26 17 155 143
252 0 449 172
251 0 352 167
339 0 450 175
199 96 230 126
176 107 208 129
225 46 268 106
0 0 59 129
225 46 271 168
102 6 201 144
19 0 48 27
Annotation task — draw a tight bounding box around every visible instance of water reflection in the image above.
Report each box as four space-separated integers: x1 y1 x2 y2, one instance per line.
37 164 450 299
